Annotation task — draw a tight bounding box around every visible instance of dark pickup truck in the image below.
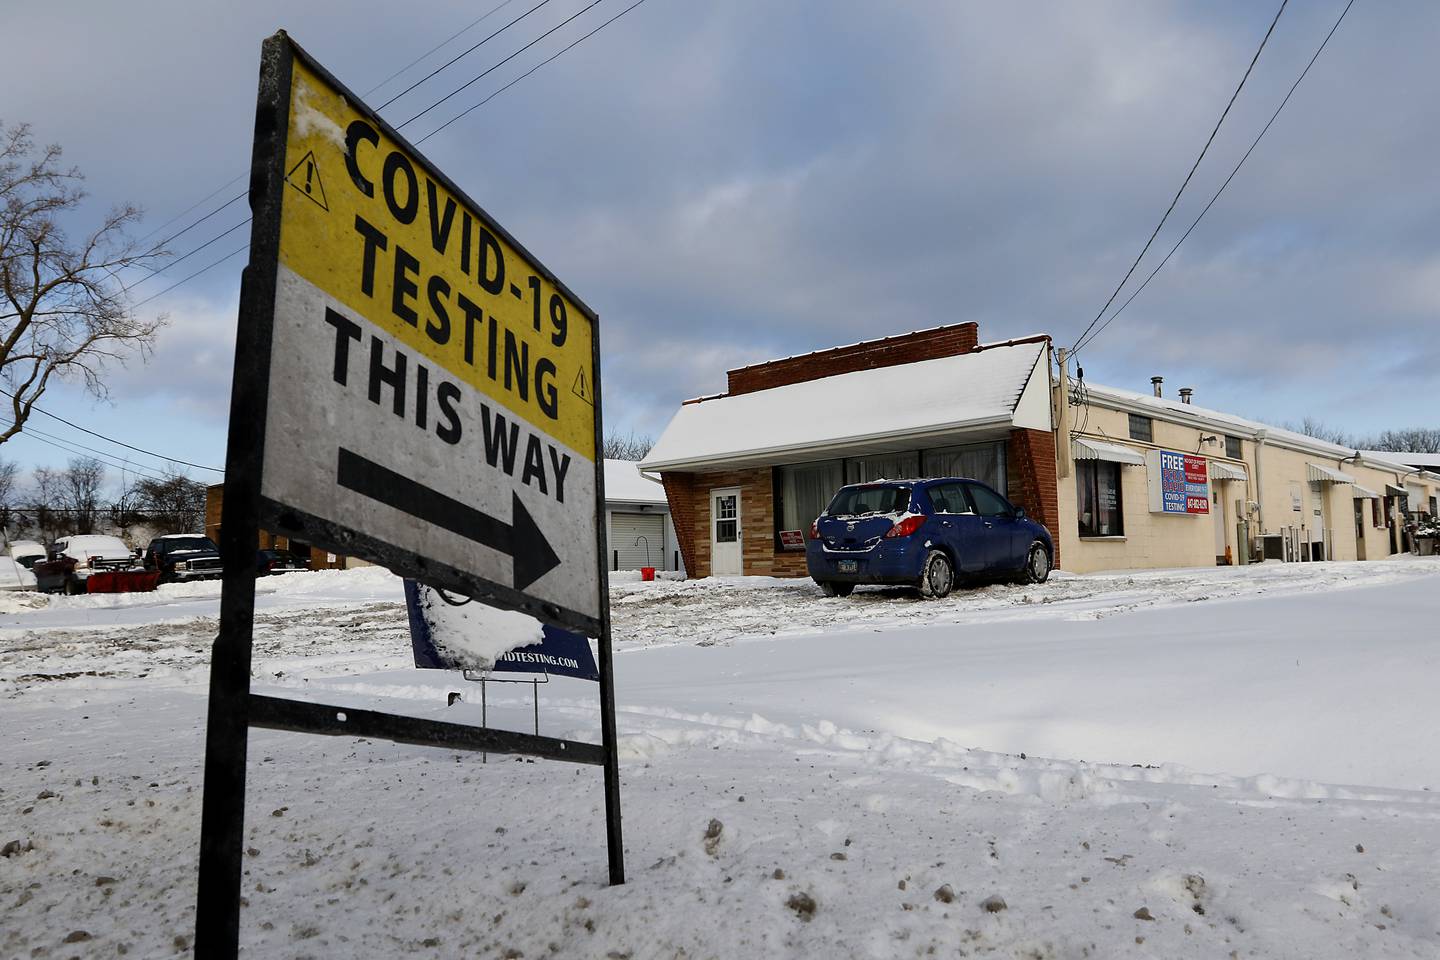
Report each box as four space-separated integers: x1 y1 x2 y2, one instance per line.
143 534 224 584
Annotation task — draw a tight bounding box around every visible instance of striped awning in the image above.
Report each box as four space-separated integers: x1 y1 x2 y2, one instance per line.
1307 463 1355 484
1386 484 1408 497
1073 438 1146 466
1352 485 1380 499
1209 461 1248 482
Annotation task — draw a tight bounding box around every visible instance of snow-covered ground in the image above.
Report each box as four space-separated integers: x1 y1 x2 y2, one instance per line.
4 558 1440 957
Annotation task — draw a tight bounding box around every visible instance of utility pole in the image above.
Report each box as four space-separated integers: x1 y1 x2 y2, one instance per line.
1055 347 1073 480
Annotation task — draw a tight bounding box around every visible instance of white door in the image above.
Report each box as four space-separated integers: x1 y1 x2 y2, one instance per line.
1310 481 1327 559
1212 486 1227 562
611 513 665 570
710 487 742 576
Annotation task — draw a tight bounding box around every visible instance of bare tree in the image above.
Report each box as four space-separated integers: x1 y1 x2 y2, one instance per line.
0 457 16 509
1282 416 1353 447
59 456 104 534
29 465 60 541
603 429 654 461
131 469 206 533
0 121 166 445
0 456 16 536
1366 428 1440 454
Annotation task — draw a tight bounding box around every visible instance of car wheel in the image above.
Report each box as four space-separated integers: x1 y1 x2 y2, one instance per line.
918 550 954 599
1021 542 1051 584
819 580 854 598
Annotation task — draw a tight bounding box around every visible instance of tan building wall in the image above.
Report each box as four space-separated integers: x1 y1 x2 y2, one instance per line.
1060 406 1241 573
1059 401 1433 574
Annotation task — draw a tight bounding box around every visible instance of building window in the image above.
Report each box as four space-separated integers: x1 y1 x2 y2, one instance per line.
1076 460 1124 537
921 441 1007 492
845 452 919 484
775 459 844 542
1128 414 1153 443
1225 435 1242 459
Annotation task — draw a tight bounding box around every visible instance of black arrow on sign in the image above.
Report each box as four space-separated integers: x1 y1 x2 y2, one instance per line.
335 447 561 591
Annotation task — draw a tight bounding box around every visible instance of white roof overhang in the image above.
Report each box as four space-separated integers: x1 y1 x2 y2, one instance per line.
1208 460 1248 482
1352 485 1380 499
1072 437 1146 466
1307 463 1355 484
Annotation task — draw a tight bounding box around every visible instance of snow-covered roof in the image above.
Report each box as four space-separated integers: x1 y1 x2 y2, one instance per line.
1359 450 1440 470
641 340 1048 471
603 459 667 505
1081 383 1421 473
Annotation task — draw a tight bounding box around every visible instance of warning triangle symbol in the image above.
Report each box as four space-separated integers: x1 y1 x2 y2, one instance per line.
572 367 594 407
285 151 329 211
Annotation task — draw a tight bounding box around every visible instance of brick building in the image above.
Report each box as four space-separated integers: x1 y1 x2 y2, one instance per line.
204 484 353 571
639 323 1058 578
636 320 1440 581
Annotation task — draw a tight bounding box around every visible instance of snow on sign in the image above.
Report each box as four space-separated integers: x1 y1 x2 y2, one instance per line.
1145 449 1210 515
249 36 603 631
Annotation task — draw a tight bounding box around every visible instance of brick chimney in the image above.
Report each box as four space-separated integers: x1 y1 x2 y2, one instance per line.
726 322 979 397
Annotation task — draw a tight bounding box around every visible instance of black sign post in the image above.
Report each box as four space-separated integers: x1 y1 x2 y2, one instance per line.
195 32 622 956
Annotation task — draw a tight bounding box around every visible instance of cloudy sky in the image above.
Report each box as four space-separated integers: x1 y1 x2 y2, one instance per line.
2 0 1436 488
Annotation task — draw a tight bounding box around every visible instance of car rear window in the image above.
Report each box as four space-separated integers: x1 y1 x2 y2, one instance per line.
826 485 911 517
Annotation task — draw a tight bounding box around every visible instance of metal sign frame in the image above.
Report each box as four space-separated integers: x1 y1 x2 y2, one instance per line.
195 31 622 956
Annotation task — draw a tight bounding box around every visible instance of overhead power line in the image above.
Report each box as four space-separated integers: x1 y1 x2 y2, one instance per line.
0 387 224 474
377 0 556 111
126 218 250 291
419 0 652 144
1073 0 1357 357
136 175 247 246
132 0 653 309
134 0 535 271
5 426 172 482
363 0 520 99
397 0 607 129
149 190 248 255
131 242 251 309
1070 0 1289 354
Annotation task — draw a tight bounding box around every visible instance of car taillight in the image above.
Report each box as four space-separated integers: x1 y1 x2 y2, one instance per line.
809 520 819 540
885 515 926 539
268 560 277 570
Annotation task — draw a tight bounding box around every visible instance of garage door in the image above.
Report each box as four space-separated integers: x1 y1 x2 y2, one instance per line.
611 513 665 569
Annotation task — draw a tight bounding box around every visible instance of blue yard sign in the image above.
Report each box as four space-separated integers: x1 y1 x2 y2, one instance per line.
404 579 600 681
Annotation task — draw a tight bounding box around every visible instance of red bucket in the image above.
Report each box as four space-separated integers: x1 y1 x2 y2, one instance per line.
640 567 656 581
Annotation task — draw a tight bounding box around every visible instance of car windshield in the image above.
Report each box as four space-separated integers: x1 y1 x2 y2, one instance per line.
162 537 216 553
826 485 911 518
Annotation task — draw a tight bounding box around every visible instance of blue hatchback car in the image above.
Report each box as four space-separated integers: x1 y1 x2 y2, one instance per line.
805 478 1053 598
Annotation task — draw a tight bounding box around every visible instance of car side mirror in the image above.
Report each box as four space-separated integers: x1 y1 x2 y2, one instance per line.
1014 507 1027 519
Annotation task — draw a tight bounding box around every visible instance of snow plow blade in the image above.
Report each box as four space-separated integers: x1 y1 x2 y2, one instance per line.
86 571 162 593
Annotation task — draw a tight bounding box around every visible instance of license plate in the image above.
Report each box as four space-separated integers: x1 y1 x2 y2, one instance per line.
837 560 858 574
